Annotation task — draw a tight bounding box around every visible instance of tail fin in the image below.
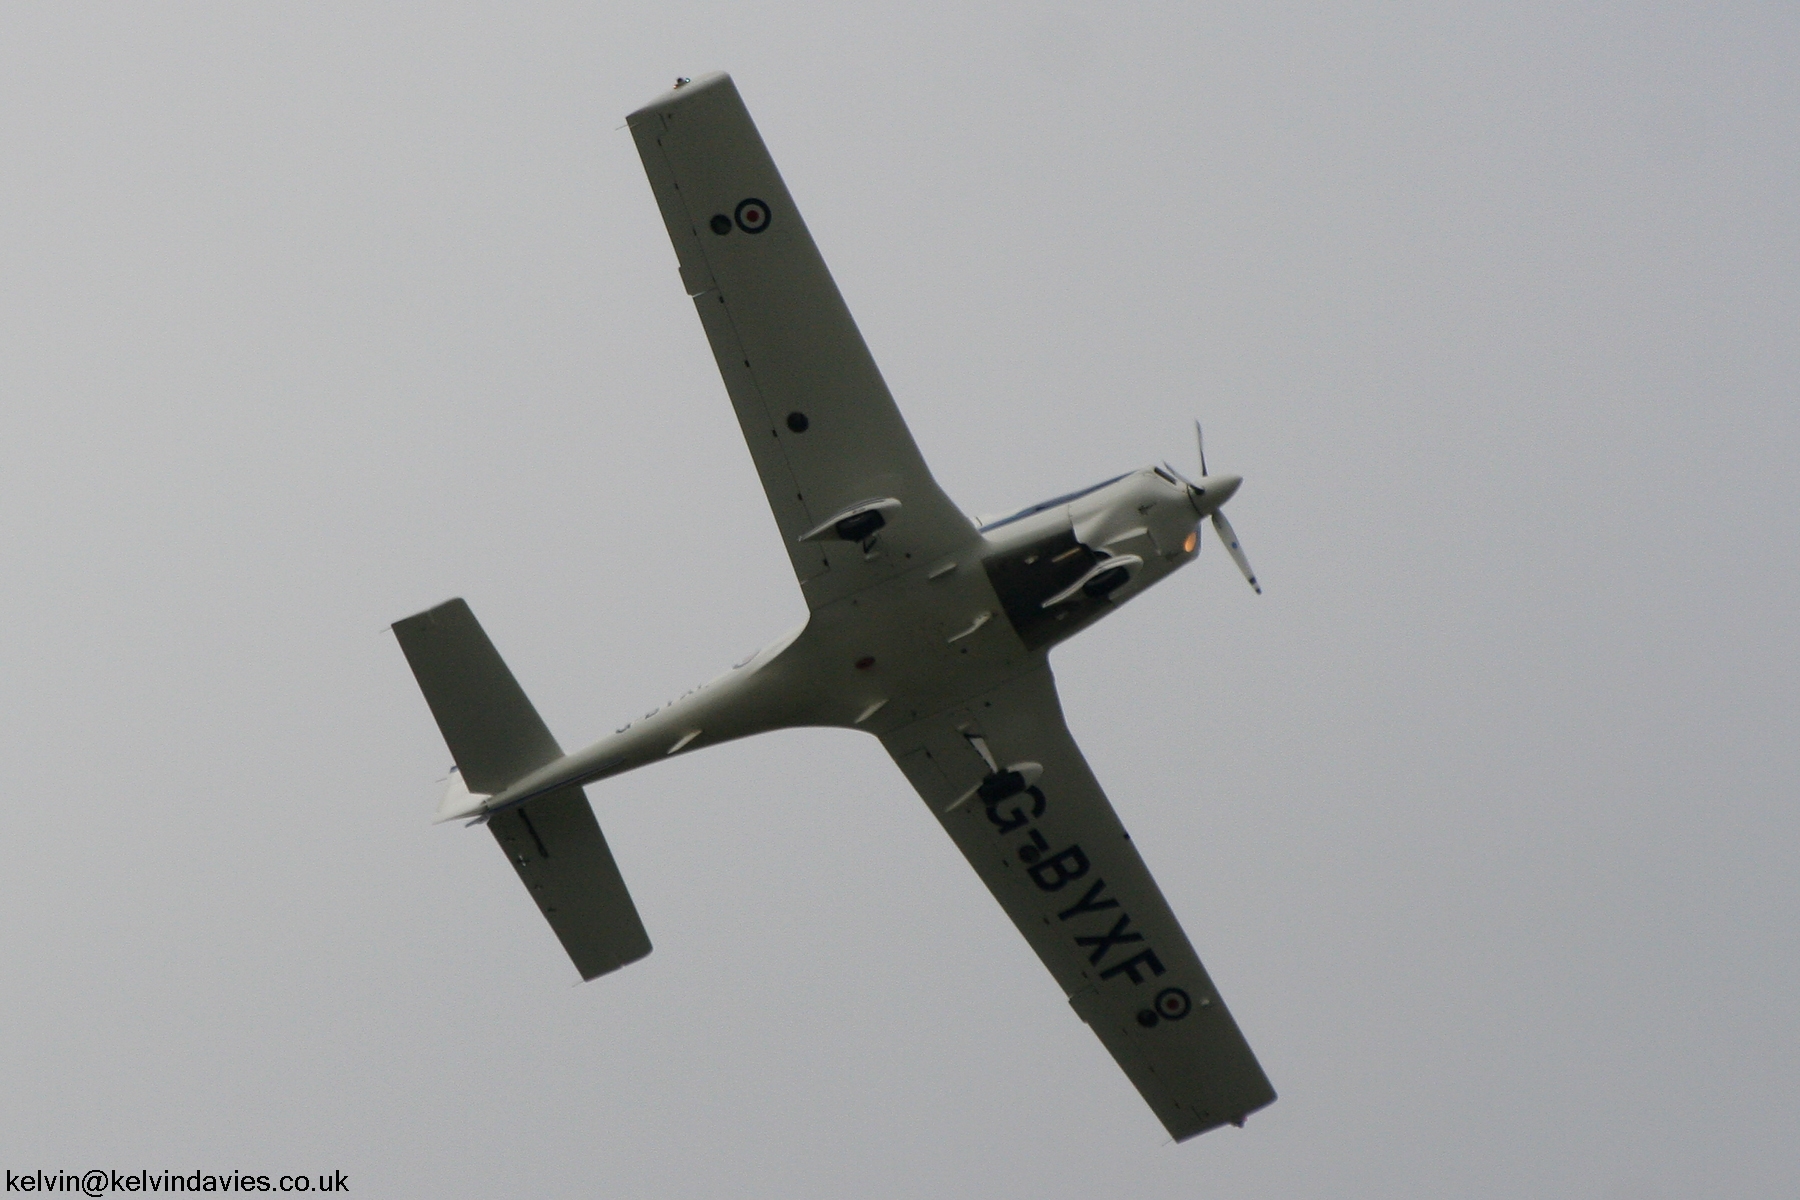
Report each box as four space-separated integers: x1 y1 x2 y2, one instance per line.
393 599 652 981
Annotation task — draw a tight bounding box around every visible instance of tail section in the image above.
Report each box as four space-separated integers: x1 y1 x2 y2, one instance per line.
393 599 652 981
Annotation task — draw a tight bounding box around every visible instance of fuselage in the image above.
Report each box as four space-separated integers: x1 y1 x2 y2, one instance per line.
454 466 1213 821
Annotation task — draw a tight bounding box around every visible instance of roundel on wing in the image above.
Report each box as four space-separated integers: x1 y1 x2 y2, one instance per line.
735 198 771 234
1154 987 1193 1020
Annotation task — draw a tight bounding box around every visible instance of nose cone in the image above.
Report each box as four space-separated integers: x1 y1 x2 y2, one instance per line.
1187 473 1241 515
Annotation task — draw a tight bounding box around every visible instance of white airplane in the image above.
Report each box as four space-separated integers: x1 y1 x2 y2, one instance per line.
394 73 1274 1142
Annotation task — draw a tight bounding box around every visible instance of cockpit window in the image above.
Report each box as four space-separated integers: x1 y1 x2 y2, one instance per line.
977 473 1132 533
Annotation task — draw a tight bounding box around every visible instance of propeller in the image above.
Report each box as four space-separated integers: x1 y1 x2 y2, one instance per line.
1211 508 1260 595
1167 420 1261 595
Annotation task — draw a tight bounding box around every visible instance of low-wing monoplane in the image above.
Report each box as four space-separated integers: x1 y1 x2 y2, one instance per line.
394 73 1275 1141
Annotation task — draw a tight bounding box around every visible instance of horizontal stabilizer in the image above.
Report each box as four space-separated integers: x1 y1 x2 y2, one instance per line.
393 598 652 980
391 598 560 795
487 785 653 981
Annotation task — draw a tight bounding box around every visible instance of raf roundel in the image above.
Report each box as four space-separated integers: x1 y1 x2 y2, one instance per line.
734 197 771 234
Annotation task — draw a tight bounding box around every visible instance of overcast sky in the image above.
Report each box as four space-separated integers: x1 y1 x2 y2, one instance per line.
3 3 1795 1197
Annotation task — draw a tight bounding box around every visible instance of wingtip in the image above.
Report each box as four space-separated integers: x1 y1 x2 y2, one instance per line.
628 71 734 122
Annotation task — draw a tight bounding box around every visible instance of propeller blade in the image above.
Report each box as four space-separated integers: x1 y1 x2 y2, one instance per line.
1211 510 1261 594
1195 420 1209 477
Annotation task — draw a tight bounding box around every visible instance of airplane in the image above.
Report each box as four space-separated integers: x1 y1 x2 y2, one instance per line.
393 72 1275 1142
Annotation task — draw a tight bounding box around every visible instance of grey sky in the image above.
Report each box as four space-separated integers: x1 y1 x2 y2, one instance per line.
2 3 1795 1196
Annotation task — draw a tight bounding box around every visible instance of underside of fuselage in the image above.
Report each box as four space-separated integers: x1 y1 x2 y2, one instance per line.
451 467 1206 823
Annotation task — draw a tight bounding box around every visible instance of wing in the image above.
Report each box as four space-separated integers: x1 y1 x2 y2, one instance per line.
628 74 976 608
880 666 1275 1140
